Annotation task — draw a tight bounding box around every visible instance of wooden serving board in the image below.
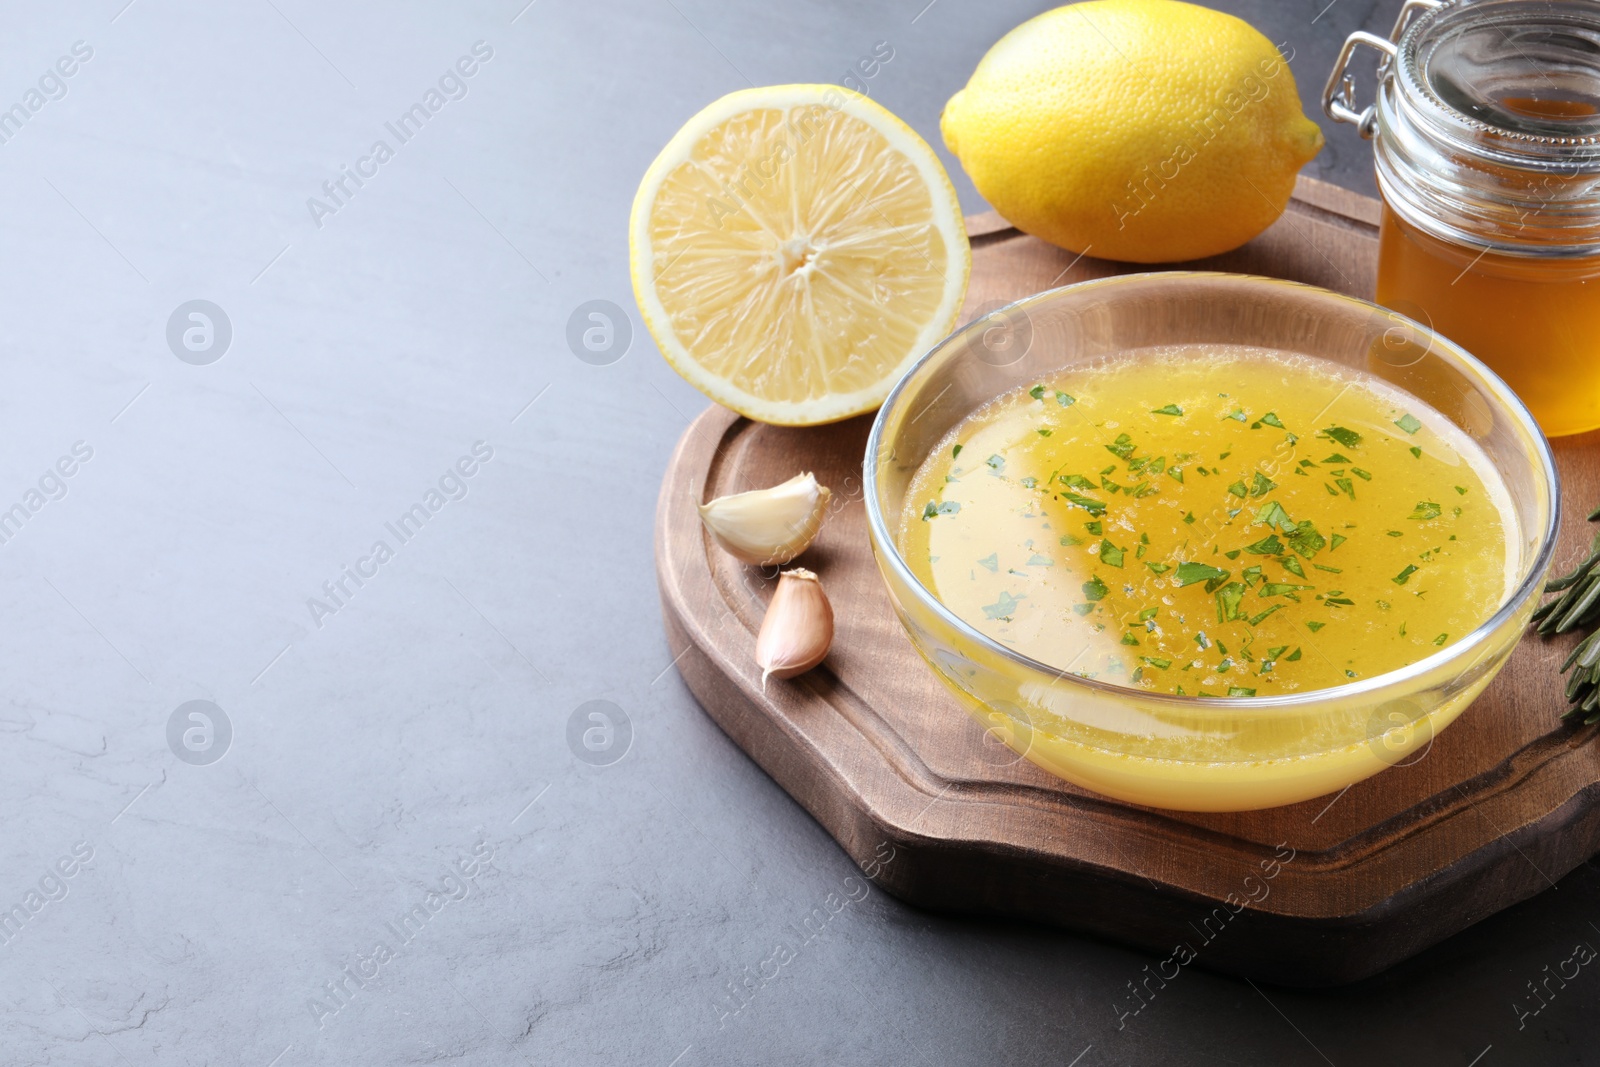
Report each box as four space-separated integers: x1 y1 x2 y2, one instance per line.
655 175 1600 986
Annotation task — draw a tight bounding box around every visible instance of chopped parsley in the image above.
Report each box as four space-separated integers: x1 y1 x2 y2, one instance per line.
1061 492 1106 516
1286 521 1326 559
1256 500 1295 532
1408 501 1442 521
1244 533 1283 555
1215 581 1247 622
983 591 1025 620
1319 426 1363 448
1175 562 1229 587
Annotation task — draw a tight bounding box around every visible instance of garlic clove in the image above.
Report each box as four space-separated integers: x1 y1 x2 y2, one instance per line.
697 472 833 566
755 568 834 686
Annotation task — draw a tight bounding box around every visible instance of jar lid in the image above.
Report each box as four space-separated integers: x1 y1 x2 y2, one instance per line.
1402 0 1600 163
1329 0 1600 255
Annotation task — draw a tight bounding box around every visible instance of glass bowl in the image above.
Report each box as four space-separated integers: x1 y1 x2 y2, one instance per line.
864 272 1559 812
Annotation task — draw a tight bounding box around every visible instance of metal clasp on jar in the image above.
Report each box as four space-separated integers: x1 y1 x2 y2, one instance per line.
1322 0 1442 138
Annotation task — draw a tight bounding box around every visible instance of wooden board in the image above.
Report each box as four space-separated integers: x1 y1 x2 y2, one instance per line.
654 175 1600 986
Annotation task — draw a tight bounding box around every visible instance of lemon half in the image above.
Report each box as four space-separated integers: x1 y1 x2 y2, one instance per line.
631 85 970 426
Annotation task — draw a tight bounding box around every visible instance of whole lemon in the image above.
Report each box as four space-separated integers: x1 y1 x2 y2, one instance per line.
941 0 1324 263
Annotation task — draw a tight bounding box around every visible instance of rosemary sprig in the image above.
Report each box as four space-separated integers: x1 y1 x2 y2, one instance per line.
1533 522 1600 726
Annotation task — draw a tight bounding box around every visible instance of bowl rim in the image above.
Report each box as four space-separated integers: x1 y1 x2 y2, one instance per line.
863 270 1562 713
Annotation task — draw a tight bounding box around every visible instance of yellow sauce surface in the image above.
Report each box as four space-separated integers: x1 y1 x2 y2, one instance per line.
898 347 1516 698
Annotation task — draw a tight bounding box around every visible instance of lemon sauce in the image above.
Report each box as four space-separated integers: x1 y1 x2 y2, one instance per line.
898 347 1517 697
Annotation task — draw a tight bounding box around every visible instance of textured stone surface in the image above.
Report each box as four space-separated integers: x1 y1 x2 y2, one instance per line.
0 1 1591 1063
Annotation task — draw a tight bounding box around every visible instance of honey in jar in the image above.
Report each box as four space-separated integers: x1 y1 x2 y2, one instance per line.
1327 0 1600 437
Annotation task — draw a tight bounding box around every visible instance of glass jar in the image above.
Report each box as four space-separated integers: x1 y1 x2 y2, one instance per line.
1325 0 1600 437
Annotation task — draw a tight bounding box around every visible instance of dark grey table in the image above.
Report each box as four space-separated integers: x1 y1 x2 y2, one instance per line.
2 1 1590 1064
